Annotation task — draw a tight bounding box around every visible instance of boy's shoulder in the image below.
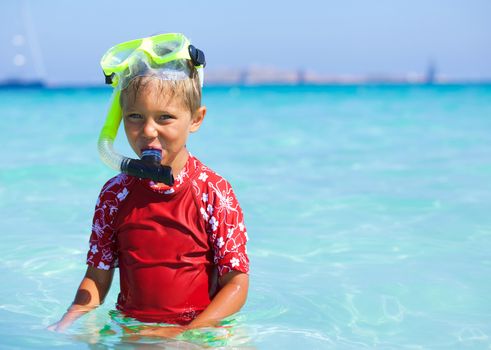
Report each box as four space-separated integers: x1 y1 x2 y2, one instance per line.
101 173 135 192
192 157 232 189
97 173 135 205
191 156 238 203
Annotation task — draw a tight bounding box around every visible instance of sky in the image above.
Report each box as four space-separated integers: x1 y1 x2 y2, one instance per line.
1 0 490 85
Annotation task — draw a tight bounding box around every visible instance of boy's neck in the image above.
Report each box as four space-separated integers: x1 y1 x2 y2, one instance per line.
169 149 190 180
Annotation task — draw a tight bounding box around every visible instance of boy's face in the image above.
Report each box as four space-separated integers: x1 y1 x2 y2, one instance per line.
122 80 205 174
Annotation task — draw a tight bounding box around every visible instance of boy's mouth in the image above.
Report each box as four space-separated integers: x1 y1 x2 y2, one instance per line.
140 147 163 160
140 146 162 153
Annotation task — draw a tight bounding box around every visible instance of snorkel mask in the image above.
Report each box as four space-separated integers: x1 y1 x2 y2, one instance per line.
98 33 206 185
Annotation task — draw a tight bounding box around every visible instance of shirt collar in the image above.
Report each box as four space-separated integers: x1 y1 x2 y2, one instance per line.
143 153 199 194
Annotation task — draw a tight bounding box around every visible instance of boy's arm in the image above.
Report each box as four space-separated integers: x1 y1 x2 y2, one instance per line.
188 270 249 328
48 266 114 332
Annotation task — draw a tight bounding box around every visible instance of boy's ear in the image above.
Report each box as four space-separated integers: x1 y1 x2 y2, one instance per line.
190 106 206 133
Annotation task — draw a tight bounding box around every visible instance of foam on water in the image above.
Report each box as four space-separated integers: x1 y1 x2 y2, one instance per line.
1 85 490 348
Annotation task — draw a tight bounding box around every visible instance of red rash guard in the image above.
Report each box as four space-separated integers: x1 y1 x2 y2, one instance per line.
86 155 249 324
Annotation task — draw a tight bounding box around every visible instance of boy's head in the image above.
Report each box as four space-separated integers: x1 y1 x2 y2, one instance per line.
119 63 206 173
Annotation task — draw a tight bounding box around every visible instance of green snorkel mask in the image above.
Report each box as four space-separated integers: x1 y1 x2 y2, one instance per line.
98 33 206 185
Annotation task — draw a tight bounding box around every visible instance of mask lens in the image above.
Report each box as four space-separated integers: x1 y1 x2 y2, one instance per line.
102 39 142 69
153 39 181 57
110 48 136 65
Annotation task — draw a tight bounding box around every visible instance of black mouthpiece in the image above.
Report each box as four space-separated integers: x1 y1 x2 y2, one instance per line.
121 150 174 186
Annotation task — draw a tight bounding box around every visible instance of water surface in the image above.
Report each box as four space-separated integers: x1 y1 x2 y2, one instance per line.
1 84 490 349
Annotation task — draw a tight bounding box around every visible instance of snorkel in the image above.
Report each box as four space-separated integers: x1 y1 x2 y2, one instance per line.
98 33 206 185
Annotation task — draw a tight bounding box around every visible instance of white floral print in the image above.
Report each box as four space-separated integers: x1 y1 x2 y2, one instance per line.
98 262 110 270
231 257 240 268
198 172 208 182
200 207 209 221
209 216 218 231
116 187 129 201
216 237 225 249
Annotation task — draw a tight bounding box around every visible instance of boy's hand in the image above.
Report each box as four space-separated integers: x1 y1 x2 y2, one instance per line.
47 311 82 333
47 320 71 333
47 307 91 333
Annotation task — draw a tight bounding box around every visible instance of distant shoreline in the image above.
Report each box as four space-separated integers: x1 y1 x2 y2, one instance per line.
3 66 491 90
1 81 491 90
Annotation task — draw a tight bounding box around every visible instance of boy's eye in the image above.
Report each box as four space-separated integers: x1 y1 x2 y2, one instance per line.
158 114 173 122
126 113 143 121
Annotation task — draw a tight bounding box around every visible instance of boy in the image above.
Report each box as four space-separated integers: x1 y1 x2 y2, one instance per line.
49 33 249 338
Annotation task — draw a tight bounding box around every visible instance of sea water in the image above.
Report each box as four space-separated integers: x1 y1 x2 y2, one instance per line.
0 84 490 349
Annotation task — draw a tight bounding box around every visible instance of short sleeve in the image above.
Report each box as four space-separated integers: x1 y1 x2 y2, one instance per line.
198 173 249 277
86 174 133 270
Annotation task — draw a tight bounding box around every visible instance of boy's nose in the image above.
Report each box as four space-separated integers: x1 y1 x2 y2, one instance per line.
142 120 158 139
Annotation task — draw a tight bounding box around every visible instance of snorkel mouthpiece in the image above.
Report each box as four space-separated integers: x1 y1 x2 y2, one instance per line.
141 148 163 163
121 149 174 186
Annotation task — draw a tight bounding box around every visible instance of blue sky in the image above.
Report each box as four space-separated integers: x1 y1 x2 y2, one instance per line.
1 0 490 85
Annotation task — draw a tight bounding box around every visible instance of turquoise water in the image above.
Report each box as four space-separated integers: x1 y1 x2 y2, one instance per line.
1 84 490 349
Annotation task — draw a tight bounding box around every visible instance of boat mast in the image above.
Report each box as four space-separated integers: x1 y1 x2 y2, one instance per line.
20 0 46 82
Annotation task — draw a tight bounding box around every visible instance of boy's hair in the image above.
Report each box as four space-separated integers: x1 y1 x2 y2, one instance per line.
120 61 202 114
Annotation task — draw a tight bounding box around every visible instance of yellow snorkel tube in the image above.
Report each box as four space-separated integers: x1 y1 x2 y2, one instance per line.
98 33 205 185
